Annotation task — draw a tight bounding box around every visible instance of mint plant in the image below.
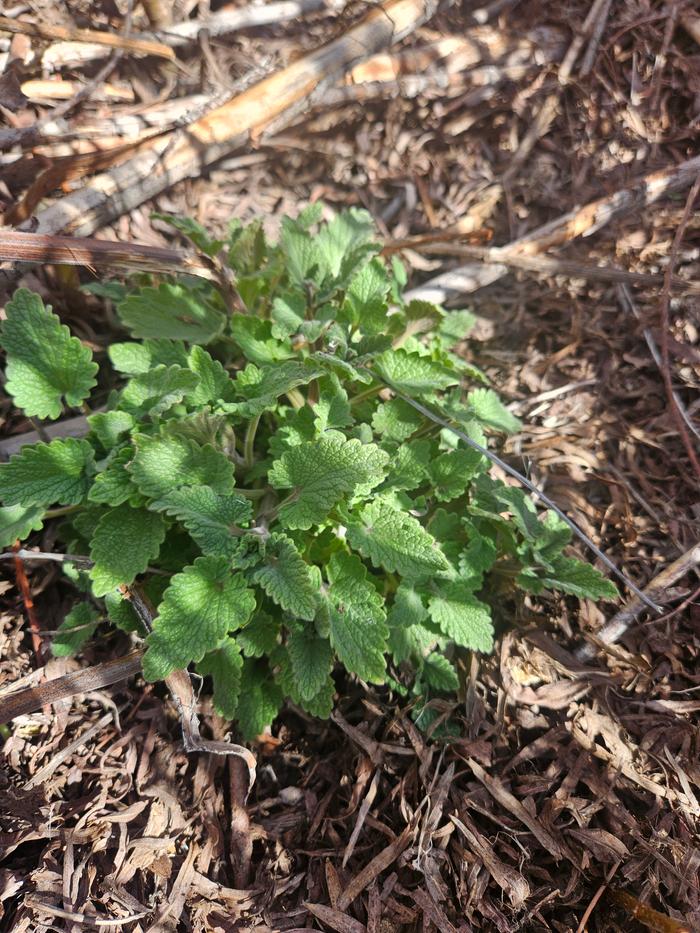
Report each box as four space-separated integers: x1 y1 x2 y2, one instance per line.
0 207 617 738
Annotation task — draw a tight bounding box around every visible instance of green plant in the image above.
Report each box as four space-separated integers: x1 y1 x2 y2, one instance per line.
0 206 617 738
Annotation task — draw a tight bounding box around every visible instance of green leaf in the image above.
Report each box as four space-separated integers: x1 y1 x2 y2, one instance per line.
287 626 334 701
466 388 521 434
151 213 225 257
238 612 280 658
313 376 352 432
430 447 486 502
346 497 449 577
519 557 618 600
186 345 232 406
89 505 166 597
52 603 99 657
458 527 497 587
0 438 95 507
421 653 459 691
0 504 44 547
271 291 306 339
129 434 235 498
383 439 431 491
108 339 188 375
229 360 322 418
120 364 199 416
142 557 256 680
198 638 243 719
236 660 283 739
387 583 435 663
251 533 316 621
230 315 291 365
372 398 423 442
439 309 476 346
117 283 226 343
428 583 493 652
149 485 251 557
0 289 97 419
269 431 388 530
374 349 458 396
326 551 387 683
88 447 138 506
87 411 135 449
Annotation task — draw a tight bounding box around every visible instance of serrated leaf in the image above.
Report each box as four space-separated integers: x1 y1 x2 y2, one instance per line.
269 432 388 530
251 533 316 620
120 364 199 416
0 289 98 419
129 434 234 498
150 485 251 557
374 349 458 396
229 360 322 418
466 388 522 434
88 447 138 506
458 528 497 587
89 505 166 597
236 660 283 740
271 291 306 339
187 345 232 406
372 398 423 442
52 603 99 657
346 497 449 577
313 376 352 432
519 557 618 600
230 315 292 364
151 213 225 257
198 638 243 719
0 504 44 547
287 626 334 701
387 583 435 663
428 583 493 652
383 439 431 491
108 339 188 375
439 309 476 346
117 283 226 343
421 652 459 691
142 557 256 680
238 612 280 658
87 410 135 449
0 438 95 507
430 447 486 502
326 551 387 683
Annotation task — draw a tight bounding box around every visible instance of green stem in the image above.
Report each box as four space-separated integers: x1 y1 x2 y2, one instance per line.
286 388 305 409
44 504 80 519
243 414 261 470
237 487 268 499
350 385 382 406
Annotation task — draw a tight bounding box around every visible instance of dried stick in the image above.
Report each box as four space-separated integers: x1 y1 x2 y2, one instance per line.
658 175 700 484
31 0 455 237
407 153 700 304
0 14 174 60
576 542 700 660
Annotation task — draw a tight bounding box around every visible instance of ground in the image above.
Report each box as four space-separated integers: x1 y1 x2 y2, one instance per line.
0 0 699 930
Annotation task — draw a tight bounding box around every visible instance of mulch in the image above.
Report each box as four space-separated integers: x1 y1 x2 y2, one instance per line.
1 0 699 930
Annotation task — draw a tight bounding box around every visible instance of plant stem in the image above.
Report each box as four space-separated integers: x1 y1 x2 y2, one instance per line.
350 385 382 406
243 414 261 470
286 388 305 409
43 504 80 519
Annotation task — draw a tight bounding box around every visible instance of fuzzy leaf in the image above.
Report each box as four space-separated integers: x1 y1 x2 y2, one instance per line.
151 213 225 257
519 557 618 600
142 557 256 680
439 309 476 346
149 485 251 557
236 660 283 739
108 339 188 375
88 447 138 506
346 497 449 577
0 288 97 419
129 434 235 498
466 388 522 434
371 398 423 442
238 613 280 658
117 283 226 343
326 551 387 683
89 505 166 596
120 364 199 416
230 361 322 418
428 583 493 652
198 638 243 719
430 447 486 502
288 626 334 701
374 349 458 396
52 603 99 657
421 653 459 691
251 533 316 620
230 316 291 365
269 432 388 530
0 438 95 507
88 411 135 449
383 439 431 491
0 504 44 547
187 345 232 406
